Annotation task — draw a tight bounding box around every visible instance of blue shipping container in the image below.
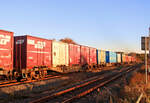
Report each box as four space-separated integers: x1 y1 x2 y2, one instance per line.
105 51 117 63
106 51 109 63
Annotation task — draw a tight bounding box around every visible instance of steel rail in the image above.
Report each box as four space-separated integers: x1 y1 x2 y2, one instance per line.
62 66 134 103
0 75 62 88
30 64 139 103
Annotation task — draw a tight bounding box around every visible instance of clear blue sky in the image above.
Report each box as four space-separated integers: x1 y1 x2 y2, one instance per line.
0 0 149 53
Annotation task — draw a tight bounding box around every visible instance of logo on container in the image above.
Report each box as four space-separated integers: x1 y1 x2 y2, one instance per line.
28 39 46 49
0 35 11 45
16 39 24 44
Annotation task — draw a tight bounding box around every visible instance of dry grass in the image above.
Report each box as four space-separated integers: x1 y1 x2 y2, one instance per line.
118 65 150 103
91 65 150 103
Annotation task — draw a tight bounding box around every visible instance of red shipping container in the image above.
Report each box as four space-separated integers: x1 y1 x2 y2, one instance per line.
131 57 135 62
89 47 97 64
80 45 90 65
14 35 52 72
125 55 129 63
69 44 80 66
128 56 132 62
0 30 13 73
125 56 131 63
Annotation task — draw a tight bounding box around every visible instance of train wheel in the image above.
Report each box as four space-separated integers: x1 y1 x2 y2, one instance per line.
27 72 34 81
7 71 13 80
88 65 91 70
34 74 40 80
43 70 47 78
39 70 45 79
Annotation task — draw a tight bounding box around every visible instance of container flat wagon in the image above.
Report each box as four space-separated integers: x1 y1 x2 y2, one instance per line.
14 35 52 79
0 29 138 80
0 30 14 79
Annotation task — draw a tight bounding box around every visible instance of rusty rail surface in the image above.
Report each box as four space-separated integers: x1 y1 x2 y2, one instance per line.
0 65 128 88
0 75 62 88
30 64 141 103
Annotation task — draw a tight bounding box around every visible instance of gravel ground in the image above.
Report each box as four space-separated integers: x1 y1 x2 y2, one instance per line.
0 65 128 103
73 64 142 103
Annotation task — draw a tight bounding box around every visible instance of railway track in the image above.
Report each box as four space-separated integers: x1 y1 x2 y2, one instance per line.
0 75 62 88
0 65 128 88
29 64 141 103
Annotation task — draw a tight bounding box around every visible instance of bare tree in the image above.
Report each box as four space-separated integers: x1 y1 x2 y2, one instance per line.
60 38 77 44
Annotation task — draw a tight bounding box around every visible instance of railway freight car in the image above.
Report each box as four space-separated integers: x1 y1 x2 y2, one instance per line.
0 30 14 79
80 45 90 65
106 51 117 66
116 53 122 64
50 41 69 72
68 43 81 72
89 47 97 68
97 50 106 66
131 57 136 63
14 35 52 79
69 43 80 66
122 53 126 63
126 56 132 64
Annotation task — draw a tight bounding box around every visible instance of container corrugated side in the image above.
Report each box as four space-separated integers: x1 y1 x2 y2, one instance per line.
0 30 14 72
106 51 117 63
122 54 126 63
105 51 110 63
109 52 117 63
128 56 132 62
14 35 52 71
69 44 80 66
100 50 106 64
97 50 106 64
89 47 97 64
117 53 121 63
80 45 90 65
26 35 52 69
131 57 135 62
125 55 129 63
52 41 69 67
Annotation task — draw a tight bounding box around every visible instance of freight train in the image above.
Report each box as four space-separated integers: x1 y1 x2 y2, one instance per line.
0 29 136 80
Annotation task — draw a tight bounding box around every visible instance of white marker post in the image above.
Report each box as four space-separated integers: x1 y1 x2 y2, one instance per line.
141 36 149 84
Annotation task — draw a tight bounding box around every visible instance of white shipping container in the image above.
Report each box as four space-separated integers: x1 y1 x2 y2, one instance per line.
100 50 106 64
117 54 121 63
97 50 106 64
122 54 126 63
97 50 101 65
52 41 69 67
